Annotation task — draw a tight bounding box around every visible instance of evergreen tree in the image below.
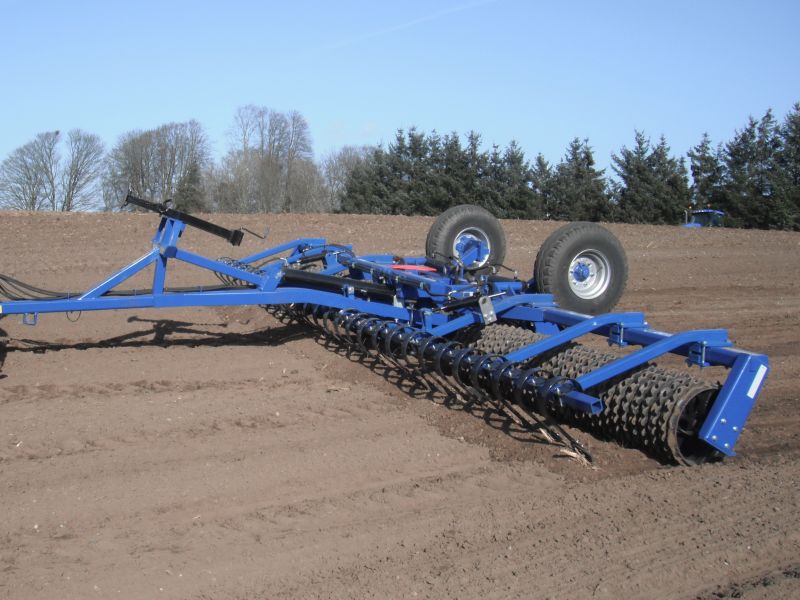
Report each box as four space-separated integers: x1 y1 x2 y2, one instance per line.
688 133 724 213
777 103 800 230
612 132 653 223
612 132 689 224
650 136 692 224
551 138 610 221
531 154 554 219
441 132 469 208
498 140 538 219
464 131 486 206
755 110 791 229
173 160 205 212
338 147 386 214
482 144 505 215
718 117 758 227
719 110 787 228
423 131 454 215
406 127 429 214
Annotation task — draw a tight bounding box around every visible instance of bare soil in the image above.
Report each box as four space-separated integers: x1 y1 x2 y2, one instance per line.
0 212 798 599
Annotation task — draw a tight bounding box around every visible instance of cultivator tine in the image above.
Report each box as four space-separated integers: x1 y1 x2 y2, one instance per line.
434 341 461 378
354 318 378 354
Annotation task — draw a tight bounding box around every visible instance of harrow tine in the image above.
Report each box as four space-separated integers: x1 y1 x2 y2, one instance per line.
430 341 458 378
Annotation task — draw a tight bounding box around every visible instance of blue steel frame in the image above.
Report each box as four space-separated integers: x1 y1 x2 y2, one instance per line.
0 214 769 457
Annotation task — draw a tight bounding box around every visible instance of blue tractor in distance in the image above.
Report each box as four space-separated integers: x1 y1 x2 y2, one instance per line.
683 208 725 228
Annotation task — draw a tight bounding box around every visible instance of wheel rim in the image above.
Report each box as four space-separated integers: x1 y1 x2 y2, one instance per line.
453 227 491 269
568 249 611 300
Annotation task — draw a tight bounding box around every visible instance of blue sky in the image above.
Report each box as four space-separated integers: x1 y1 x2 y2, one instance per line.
1 0 798 171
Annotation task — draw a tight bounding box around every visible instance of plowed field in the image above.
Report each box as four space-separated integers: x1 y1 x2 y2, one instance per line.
1 212 798 599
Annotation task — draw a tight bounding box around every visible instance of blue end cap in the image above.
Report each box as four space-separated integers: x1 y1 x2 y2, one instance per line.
699 354 769 456
572 262 591 282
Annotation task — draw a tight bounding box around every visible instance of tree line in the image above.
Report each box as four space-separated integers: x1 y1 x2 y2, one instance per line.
1 103 798 230
343 105 800 230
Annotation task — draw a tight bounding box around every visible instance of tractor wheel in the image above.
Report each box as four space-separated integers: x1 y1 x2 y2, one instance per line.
426 205 506 272
533 222 627 314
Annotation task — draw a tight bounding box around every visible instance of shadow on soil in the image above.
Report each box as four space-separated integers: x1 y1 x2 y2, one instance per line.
1 317 312 355
0 323 7 379
0 314 580 461
295 316 584 461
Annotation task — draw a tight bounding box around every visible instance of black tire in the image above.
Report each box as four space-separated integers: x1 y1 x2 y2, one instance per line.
533 222 627 314
426 205 506 271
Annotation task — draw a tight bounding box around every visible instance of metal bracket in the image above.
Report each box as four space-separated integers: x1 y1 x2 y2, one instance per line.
478 296 497 324
687 342 709 367
608 324 628 347
22 312 38 326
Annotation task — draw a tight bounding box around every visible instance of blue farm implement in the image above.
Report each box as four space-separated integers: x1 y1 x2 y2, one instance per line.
0 195 769 465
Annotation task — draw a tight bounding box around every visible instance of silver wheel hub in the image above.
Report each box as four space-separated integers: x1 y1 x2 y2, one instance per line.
568 249 611 300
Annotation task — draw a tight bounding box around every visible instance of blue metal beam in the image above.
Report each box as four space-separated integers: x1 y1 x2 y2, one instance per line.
499 304 752 369
503 312 646 363
238 238 326 264
574 329 731 390
78 251 158 300
0 287 412 319
172 249 264 286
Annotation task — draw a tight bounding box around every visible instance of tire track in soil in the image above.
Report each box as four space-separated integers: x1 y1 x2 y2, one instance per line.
696 565 800 600
200 460 800 600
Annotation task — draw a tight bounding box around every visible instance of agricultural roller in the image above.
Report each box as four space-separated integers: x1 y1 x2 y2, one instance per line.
0 195 769 465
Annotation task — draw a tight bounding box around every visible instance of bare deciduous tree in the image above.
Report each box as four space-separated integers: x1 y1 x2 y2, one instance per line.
230 105 258 154
61 130 105 211
283 111 313 212
322 145 372 211
104 120 210 210
0 130 105 211
229 105 294 161
0 139 47 210
211 106 321 213
266 111 290 160
287 159 329 212
205 152 260 213
32 131 60 210
103 129 155 208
